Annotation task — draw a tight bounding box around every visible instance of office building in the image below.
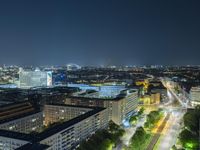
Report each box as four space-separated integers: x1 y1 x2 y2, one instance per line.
19 69 52 89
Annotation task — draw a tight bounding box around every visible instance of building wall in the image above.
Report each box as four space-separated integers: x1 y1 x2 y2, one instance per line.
19 71 52 89
150 93 160 104
0 112 43 134
124 92 138 116
0 136 29 150
151 88 167 102
44 105 92 126
190 87 200 106
65 90 138 125
40 108 109 150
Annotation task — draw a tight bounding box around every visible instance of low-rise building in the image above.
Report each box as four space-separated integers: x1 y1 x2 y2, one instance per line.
150 92 160 104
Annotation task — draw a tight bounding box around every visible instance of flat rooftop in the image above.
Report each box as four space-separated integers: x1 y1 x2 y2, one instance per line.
71 89 138 101
0 101 40 124
16 143 49 150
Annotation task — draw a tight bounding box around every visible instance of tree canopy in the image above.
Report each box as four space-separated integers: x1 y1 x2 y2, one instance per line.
179 106 200 150
128 127 151 150
77 121 125 150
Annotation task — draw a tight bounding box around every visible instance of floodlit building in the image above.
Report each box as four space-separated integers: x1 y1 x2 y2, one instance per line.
140 93 161 105
190 86 200 106
151 88 167 102
67 83 126 97
65 89 138 125
150 93 160 104
19 69 52 89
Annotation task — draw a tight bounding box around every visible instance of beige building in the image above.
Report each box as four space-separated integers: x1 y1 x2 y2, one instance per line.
150 93 160 104
141 93 160 105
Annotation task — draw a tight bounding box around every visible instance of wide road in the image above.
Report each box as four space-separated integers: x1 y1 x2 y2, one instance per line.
146 114 170 150
155 109 185 150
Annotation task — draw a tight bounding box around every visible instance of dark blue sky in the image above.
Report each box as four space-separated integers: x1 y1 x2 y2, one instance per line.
0 0 200 66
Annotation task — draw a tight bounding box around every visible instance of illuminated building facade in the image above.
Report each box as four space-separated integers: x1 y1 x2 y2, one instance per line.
65 89 138 125
141 93 160 105
190 86 200 106
150 93 160 104
0 104 109 150
19 70 52 89
0 102 43 134
44 104 92 125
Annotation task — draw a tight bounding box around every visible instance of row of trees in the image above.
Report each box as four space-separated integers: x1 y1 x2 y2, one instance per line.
178 106 200 150
144 109 163 129
127 127 151 150
77 121 125 150
129 107 145 125
127 108 158 150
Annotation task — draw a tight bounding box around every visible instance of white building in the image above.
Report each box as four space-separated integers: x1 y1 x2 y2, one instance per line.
66 63 81 71
190 86 200 106
19 69 52 89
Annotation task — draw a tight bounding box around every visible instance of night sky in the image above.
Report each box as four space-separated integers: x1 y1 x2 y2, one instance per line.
0 0 200 66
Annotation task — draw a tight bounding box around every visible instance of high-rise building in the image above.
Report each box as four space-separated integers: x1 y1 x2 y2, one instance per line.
19 69 52 89
190 86 200 106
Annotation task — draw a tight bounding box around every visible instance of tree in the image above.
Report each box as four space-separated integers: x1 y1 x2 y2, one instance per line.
178 106 200 150
138 107 145 116
99 139 113 150
78 121 125 150
144 110 163 129
179 129 199 150
129 127 149 150
183 107 200 135
171 145 178 150
129 115 138 125
184 112 198 134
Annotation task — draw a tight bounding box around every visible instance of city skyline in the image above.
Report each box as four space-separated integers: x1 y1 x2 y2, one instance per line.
0 0 200 65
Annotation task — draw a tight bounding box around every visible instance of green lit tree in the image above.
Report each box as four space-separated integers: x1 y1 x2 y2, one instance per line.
129 115 138 125
138 107 145 116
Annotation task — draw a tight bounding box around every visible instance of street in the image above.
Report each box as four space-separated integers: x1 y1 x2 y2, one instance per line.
155 109 185 150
